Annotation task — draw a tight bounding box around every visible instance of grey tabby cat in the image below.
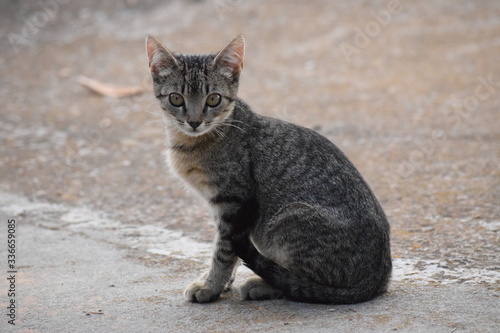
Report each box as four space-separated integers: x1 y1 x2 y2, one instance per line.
145 35 391 304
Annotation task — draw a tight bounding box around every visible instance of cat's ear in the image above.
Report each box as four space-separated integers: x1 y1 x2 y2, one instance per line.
213 35 245 80
146 35 180 76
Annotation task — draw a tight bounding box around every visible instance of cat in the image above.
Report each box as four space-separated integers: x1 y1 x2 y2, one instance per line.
145 35 392 304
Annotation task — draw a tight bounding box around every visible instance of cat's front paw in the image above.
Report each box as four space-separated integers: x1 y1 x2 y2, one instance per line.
184 281 221 303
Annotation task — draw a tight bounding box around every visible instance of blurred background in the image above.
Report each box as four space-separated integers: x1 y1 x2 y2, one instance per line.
0 0 499 329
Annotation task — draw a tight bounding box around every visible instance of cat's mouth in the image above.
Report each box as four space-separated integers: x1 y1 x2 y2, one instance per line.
180 120 212 137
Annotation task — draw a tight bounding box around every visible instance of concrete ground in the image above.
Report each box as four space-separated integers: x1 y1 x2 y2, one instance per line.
0 0 499 332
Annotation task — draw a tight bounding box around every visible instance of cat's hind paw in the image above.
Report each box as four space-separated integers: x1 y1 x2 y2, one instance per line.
240 277 284 301
184 281 221 303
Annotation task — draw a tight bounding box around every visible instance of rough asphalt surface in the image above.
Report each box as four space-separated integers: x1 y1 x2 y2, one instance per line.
0 0 499 332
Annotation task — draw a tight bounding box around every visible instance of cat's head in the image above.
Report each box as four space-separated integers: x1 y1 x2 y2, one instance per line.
146 35 244 137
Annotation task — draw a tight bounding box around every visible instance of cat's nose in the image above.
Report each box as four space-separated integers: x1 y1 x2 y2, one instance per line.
188 121 202 129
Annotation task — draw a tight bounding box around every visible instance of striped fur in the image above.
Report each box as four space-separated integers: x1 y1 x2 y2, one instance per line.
146 35 392 304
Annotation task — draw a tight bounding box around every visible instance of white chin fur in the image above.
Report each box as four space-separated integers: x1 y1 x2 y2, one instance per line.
183 131 205 137
181 126 210 137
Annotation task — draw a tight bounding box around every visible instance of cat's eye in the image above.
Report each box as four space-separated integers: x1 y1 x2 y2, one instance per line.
169 93 184 107
206 93 221 107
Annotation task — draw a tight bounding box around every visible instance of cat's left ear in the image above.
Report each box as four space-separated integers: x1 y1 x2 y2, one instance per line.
213 35 245 80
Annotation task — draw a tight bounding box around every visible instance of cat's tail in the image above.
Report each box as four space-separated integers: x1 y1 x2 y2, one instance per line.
235 241 391 304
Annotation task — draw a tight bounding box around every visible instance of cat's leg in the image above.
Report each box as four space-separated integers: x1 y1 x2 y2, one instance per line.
240 277 284 300
186 195 257 302
239 203 339 288
185 233 239 303
255 202 324 271
224 258 240 292
192 257 239 293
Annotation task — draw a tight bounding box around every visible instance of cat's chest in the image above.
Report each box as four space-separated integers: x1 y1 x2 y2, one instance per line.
167 149 215 199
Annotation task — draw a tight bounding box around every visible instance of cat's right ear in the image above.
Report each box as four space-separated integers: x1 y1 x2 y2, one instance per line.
146 35 180 77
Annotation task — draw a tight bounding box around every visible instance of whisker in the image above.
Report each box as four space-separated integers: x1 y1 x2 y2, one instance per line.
211 126 227 140
209 129 219 140
138 117 164 130
219 121 246 133
226 118 247 125
143 101 159 108
217 130 227 140
145 118 164 125
141 103 162 116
